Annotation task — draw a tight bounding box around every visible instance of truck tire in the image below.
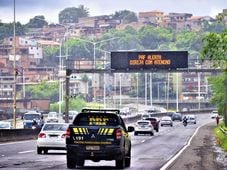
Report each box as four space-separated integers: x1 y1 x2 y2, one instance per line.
125 149 131 167
43 149 48 154
116 154 125 169
37 147 42 154
75 158 84 167
67 152 75 169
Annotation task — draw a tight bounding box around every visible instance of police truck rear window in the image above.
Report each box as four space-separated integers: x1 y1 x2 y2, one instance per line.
73 113 119 126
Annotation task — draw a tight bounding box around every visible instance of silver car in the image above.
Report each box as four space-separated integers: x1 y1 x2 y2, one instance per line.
134 120 154 136
37 123 69 154
46 112 59 123
160 116 173 127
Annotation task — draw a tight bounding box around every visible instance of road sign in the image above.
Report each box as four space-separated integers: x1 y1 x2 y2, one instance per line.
111 51 188 71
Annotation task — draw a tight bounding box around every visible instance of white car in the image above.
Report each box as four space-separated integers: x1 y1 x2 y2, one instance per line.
160 116 173 126
211 111 219 119
46 112 59 123
37 123 69 154
0 121 12 129
134 120 154 136
185 114 197 124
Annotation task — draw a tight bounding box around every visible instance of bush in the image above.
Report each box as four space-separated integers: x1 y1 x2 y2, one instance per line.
214 123 227 151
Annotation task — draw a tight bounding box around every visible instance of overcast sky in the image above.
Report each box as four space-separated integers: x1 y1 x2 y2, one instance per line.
0 0 226 24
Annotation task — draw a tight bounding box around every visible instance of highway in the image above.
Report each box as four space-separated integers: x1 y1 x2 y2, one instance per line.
0 113 213 169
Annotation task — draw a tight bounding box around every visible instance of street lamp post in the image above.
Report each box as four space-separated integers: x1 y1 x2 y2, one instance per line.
145 73 147 106
95 48 111 108
75 37 119 69
176 73 179 112
119 73 122 108
150 73 153 107
13 0 17 128
76 37 119 102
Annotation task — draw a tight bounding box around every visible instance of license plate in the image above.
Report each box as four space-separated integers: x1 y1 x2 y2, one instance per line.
86 145 100 151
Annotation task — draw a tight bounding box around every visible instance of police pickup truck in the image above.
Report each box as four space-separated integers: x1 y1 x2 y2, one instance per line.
66 108 134 169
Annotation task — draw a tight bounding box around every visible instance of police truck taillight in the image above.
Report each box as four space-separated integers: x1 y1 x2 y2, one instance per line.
115 128 122 139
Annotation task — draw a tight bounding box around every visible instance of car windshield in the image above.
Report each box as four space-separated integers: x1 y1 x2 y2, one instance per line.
43 124 68 131
24 114 41 120
69 111 77 115
48 112 57 117
162 117 171 121
137 121 149 126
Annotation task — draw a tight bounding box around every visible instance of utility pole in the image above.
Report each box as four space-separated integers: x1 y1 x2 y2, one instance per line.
13 0 17 128
65 69 71 123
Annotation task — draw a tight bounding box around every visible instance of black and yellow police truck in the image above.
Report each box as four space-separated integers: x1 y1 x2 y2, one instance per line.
66 108 134 169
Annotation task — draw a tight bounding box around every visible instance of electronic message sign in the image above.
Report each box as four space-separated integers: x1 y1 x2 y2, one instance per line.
111 51 188 71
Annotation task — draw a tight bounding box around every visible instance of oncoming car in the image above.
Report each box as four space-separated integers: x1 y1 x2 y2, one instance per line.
37 123 69 154
134 120 154 136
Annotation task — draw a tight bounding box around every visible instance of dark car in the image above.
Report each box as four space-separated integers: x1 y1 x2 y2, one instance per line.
171 112 182 121
145 117 160 132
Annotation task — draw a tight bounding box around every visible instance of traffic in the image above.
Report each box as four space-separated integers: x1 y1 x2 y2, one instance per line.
0 108 216 169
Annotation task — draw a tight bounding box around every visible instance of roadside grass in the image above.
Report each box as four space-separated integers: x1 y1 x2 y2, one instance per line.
214 122 227 151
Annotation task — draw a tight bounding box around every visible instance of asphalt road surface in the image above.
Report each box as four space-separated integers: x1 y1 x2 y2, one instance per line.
0 113 213 169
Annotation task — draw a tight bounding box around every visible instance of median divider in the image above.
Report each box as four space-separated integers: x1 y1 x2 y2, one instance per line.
0 128 40 143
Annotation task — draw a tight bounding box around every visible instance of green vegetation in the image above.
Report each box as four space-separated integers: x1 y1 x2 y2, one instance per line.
214 123 227 151
200 30 227 126
26 15 48 28
25 81 58 102
58 5 89 24
50 97 87 112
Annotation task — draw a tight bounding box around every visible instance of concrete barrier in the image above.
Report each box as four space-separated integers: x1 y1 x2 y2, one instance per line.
0 128 40 143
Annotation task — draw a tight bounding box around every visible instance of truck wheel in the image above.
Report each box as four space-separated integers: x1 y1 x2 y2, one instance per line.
116 154 125 169
67 153 75 169
43 149 48 154
125 149 131 167
75 158 84 167
37 147 42 154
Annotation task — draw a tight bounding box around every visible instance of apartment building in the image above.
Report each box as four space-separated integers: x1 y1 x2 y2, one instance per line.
138 10 164 26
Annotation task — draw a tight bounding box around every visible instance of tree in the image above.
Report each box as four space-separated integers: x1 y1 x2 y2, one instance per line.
41 46 59 67
113 10 138 24
26 15 48 28
25 81 59 102
0 22 26 40
200 29 227 126
138 26 173 50
58 5 89 24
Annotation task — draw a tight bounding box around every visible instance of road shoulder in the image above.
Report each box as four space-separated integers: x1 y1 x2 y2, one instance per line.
166 122 225 170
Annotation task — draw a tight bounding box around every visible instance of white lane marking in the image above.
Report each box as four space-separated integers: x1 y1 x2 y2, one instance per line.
0 140 35 146
141 140 145 143
18 150 34 154
160 121 213 170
